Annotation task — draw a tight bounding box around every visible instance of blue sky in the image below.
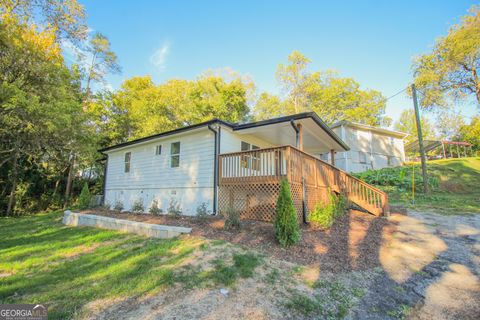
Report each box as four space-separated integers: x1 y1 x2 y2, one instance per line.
77 0 478 126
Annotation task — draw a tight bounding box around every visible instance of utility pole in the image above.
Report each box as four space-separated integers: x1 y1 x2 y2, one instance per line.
411 84 429 194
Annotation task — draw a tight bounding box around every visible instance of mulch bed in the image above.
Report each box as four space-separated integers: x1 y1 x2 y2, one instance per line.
82 208 400 272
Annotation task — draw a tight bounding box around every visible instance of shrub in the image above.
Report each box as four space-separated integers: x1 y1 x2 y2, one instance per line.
113 200 124 212
310 191 347 229
77 183 91 210
196 202 210 220
274 179 301 247
149 200 162 215
224 205 241 230
103 202 111 210
131 198 145 214
167 198 182 216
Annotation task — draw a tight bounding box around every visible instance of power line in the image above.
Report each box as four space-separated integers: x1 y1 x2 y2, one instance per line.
386 87 408 101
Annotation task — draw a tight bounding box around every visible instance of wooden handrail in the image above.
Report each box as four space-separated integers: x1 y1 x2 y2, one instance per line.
219 145 389 216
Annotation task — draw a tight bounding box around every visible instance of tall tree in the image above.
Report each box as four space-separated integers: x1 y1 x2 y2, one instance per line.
81 32 121 103
255 51 389 126
413 5 480 109
435 110 466 140
0 15 85 215
0 0 87 42
459 116 480 150
394 109 435 144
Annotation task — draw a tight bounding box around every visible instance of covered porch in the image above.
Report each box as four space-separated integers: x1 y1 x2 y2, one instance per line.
217 113 389 222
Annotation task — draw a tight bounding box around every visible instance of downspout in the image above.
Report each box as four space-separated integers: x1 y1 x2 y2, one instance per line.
102 155 108 206
208 124 219 214
290 120 299 147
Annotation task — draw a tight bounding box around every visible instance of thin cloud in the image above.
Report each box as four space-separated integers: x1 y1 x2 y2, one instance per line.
150 41 170 72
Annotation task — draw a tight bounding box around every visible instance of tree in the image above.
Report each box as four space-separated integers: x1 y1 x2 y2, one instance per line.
255 51 390 126
0 0 87 42
82 32 121 103
276 51 313 113
274 179 301 248
394 109 435 144
0 15 86 215
435 110 466 140
413 5 480 109
459 116 480 150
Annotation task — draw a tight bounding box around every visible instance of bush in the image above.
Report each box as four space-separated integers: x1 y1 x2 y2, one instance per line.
131 198 145 214
196 202 210 220
274 179 300 247
353 166 439 192
77 183 91 210
167 198 182 216
310 191 347 229
113 200 124 212
224 205 241 231
149 200 162 215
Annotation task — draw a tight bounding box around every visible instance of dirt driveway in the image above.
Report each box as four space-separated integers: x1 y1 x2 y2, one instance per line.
85 210 480 320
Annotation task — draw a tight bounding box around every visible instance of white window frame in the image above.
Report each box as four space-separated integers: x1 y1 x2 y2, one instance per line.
171 142 180 168
124 152 131 173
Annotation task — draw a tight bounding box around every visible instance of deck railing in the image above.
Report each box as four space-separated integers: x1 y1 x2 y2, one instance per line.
219 145 389 216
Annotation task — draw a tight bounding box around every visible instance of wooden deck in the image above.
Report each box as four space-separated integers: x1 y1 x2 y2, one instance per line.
218 145 389 222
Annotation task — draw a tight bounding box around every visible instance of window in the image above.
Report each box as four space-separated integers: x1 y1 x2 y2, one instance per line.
359 151 367 164
155 145 162 155
171 142 180 167
240 141 260 170
124 152 131 173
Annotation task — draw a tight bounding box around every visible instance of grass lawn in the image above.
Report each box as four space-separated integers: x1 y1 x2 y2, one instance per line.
0 211 261 319
358 157 480 215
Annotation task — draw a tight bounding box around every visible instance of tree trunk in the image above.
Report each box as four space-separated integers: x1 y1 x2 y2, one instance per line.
64 153 75 208
6 148 19 216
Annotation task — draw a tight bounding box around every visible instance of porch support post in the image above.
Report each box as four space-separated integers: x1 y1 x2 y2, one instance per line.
330 149 335 166
297 123 303 151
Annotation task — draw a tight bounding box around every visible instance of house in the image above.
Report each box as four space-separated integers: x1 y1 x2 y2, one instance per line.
99 112 389 221
327 121 408 173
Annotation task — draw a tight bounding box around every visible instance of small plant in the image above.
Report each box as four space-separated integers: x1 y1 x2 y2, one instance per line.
196 202 210 220
167 198 182 216
77 182 91 210
103 201 111 210
310 191 347 229
131 198 145 214
224 205 241 230
149 200 163 215
274 179 301 247
113 200 124 212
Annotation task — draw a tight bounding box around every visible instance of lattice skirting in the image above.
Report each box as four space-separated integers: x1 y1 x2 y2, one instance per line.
218 182 330 223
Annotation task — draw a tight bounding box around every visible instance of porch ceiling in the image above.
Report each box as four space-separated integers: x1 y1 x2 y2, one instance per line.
234 117 348 154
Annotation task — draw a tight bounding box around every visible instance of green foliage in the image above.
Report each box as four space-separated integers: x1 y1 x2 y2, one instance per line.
274 179 301 247
224 206 241 231
195 202 210 221
77 183 91 210
149 200 162 215
211 253 262 286
310 192 347 229
254 51 390 126
113 200 124 212
394 109 435 144
131 198 145 214
353 166 439 192
356 158 480 214
413 5 480 108
167 198 182 216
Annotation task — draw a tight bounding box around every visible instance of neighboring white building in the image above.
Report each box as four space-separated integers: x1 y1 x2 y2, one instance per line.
99 113 350 215
326 121 408 173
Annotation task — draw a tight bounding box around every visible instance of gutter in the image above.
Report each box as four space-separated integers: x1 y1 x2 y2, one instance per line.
207 124 219 214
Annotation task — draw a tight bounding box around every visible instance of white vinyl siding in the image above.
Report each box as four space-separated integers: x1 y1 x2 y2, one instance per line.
104 129 215 215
